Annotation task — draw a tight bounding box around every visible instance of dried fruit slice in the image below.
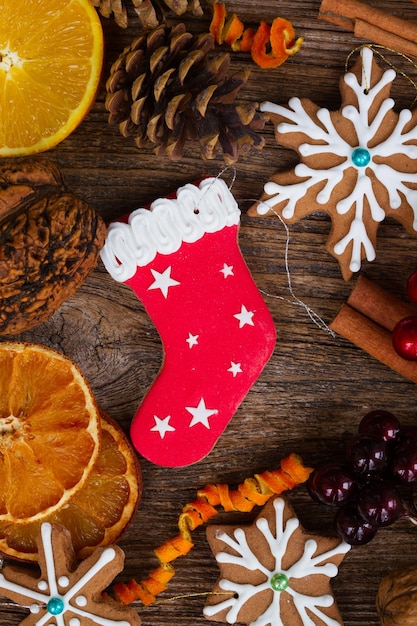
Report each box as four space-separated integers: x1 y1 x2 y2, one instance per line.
0 342 101 523
0 413 141 561
0 0 104 156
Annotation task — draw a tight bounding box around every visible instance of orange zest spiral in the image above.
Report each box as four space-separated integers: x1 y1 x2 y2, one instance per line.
113 453 313 606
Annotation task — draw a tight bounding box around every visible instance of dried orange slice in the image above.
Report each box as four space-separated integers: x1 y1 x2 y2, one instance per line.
0 0 104 156
0 342 101 523
0 412 142 561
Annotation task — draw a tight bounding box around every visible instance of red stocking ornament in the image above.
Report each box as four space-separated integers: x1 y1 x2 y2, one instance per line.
101 178 276 466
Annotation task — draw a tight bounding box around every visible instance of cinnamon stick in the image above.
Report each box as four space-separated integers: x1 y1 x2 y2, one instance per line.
347 275 417 332
354 19 417 59
330 304 417 384
319 0 417 58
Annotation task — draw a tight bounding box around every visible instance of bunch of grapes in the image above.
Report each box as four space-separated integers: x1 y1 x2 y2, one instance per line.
307 410 417 545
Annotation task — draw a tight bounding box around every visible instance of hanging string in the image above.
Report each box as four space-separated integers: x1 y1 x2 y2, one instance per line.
151 591 233 606
250 201 336 337
218 164 237 192
345 43 417 107
192 165 237 215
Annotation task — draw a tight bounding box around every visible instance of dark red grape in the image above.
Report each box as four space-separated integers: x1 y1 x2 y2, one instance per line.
392 443 417 483
345 434 388 476
335 505 377 545
392 316 417 361
307 463 355 507
357 481 403 527
398 426 417 446
358 410 400 443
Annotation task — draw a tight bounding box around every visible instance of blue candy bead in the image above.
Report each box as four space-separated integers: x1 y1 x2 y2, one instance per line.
351 147 371 167
47 597 65 615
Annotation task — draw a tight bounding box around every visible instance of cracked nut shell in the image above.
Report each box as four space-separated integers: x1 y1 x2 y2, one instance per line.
376 563 417 626
0 158 106 335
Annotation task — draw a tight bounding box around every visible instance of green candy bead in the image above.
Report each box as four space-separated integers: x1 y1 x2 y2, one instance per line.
270 572 289 592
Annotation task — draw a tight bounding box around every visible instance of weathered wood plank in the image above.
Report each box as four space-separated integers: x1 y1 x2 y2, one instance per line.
3 1 417 624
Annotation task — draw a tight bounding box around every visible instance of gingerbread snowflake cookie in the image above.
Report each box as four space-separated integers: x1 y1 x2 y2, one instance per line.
249 46 417 280
0 522 141 625
204 496 350 626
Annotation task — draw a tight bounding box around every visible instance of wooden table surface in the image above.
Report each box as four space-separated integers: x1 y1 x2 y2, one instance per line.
3 1 417 624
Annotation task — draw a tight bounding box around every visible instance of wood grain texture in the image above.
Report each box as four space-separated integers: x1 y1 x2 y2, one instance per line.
2 1 417 625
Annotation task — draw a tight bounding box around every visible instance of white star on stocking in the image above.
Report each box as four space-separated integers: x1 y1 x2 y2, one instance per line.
234 304 255 328
186 333 199 348
186 398 218 429
151 415 176 439
148 266 180 298
228 361 243 377
220 263 234 278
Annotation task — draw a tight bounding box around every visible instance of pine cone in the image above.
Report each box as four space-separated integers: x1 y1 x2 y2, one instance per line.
92 0 204 28
105 23 267 163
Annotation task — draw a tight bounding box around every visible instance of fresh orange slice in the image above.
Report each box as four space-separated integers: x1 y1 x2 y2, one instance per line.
0 342 101 523
0 412 142 561
0 0 104 156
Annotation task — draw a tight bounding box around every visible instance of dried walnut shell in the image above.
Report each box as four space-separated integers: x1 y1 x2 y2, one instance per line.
0 159 106 335
376 564 417 626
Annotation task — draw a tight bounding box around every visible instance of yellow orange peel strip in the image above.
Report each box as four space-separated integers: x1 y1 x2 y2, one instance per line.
113 453 313 606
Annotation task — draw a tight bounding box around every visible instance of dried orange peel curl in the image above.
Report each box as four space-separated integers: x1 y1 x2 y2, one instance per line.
210 2 227 44
251 19 304 69
113 453 313 606
209 3 303 68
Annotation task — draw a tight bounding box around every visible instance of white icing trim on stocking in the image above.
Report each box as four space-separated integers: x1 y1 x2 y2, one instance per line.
101 178 241 282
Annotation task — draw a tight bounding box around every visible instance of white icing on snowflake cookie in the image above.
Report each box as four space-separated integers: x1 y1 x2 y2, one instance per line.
204 496 350 625
250 46 417 280
0 523 141 626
